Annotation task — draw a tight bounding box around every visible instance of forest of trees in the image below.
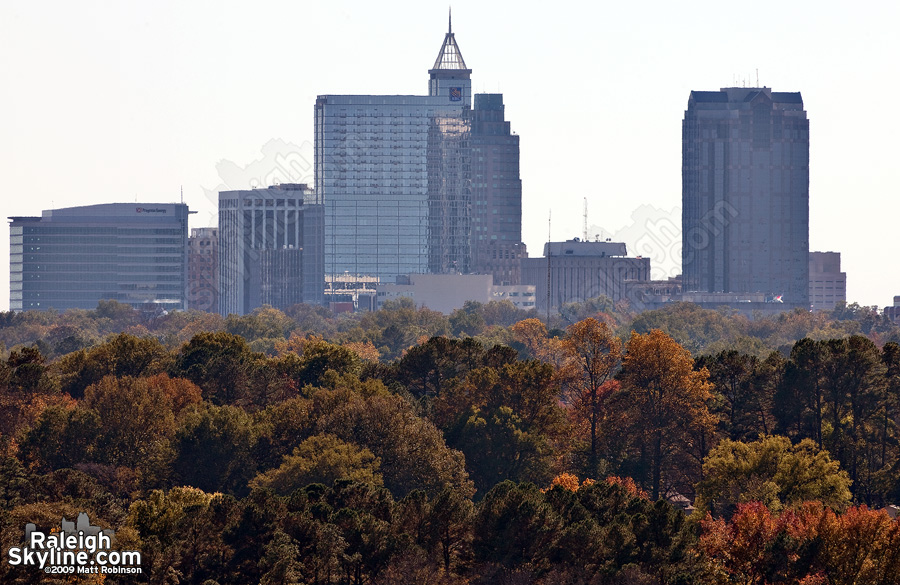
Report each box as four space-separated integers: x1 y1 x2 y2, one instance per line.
1 298 899 584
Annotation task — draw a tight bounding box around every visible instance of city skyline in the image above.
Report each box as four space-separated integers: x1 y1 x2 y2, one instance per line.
2 1 898 310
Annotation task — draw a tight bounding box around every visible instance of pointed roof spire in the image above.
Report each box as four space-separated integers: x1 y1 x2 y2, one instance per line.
449 7 452 34
431 9 468 71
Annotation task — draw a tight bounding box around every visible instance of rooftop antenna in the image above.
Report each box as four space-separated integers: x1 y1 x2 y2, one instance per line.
546 210 552 322
756 68 759 87
180 185 183 204
583 197 588 241
448 7 452 34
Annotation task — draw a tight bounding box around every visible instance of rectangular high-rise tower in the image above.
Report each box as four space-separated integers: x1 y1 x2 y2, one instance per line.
682 87 809 309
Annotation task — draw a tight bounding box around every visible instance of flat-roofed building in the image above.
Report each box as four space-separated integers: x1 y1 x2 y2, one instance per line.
188 227 219 312
682 87 809 310
218 184 324 315
520 239 650 313
809 251 846 312
9 203 189 311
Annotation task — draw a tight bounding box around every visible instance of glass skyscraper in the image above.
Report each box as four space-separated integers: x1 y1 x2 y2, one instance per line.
9 203 189 311
316 17 525 291
682 87 810 309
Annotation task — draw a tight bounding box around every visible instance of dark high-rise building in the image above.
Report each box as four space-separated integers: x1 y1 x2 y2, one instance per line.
314 15 524 294
471 93 525 285
187 227 219 312
682 87 809 309
218 184 324 315
9 203 190 312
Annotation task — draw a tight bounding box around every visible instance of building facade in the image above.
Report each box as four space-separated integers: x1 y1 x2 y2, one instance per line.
218 184 324 315
314 17 524 290
520 240 650 312
682 87 809 310
187 227 219 312
375 273 535 314
471 93 525 284
809 251 846 312
9 203 189 311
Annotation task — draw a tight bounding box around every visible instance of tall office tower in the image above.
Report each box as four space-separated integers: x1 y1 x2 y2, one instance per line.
471 93 525 285
187 227 219 312
316 16 513 296
218 184 324 316
9 203 189 311
682 87 809 309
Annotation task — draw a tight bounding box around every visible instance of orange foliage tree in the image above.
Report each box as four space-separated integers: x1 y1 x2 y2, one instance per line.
563 318 622 476
701 501 900 585
618 329 716 500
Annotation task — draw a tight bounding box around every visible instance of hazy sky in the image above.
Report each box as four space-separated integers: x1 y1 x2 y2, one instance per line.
2 0 898 311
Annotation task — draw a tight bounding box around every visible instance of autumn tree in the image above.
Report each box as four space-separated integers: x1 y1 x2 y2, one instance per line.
250 434 383 495
695 435 852 517
563 318 622 476
312 378 473 498
172 403 259 495
82 375 178 484
701 501 900 585
617 329 716 500
172 331 262 405
437 360 567 493
54 333 172 398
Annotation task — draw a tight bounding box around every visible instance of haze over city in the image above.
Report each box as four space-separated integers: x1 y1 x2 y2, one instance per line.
2 0 898 310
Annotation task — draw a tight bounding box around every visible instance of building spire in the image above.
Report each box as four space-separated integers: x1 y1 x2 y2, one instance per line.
431 10 468 71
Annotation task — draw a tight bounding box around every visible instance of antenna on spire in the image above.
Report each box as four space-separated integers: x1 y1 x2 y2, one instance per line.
583 198 588 241
180 185 183 204
448 7 452 34
547 210 552 322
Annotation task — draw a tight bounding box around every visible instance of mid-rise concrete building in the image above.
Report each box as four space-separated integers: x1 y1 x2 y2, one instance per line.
187 227 219 312
809 251 846 312
884 297 900 325
520 239 650 313
218 184 324 315
682 87 809 310
9 203 190 311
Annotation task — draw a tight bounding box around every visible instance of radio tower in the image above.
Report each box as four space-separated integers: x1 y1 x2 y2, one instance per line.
583 198 588 241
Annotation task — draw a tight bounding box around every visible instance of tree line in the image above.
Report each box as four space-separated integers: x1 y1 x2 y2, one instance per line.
0 300 899 584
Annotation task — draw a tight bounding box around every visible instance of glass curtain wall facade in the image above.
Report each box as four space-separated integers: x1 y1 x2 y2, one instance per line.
9 203 189 311
315 19 475 286
682 87 809 309
218 184 324 316
315 96 469 282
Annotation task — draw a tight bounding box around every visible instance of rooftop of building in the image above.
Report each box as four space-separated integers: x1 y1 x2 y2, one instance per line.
688 87 804 109
540 239 629 258
9 202 190 223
